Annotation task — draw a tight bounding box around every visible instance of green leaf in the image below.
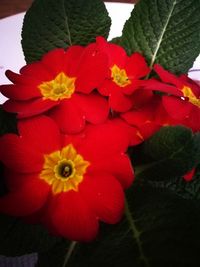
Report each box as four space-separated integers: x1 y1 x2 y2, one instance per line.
130 126 200 181
155 164 200 200
0 214 62 256
0 106 18 136
22 0 111 63
110 36 121 45
10 184 200 267
61 185 200 267
120 0 200 74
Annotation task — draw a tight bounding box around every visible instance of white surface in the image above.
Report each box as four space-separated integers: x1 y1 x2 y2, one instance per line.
0 2 199 104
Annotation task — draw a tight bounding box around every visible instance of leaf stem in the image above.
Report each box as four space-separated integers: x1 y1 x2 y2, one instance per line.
62 241 77 267
125 198 150 267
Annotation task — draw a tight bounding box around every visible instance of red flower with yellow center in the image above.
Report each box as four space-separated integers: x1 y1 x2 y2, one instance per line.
0 44 109 134
0 116 134 241
40 144 90 194
38 72 76 101
150 64 200 132
94 37 150 112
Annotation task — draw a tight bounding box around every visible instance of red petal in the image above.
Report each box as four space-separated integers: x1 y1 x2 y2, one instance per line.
75 43 108 94
0 116 61 172
121 106 155 126
123 80 144 95
0 176 50 216
121 100 163 141
96 36 127 67
0 134 43 173
130 89 154 108
5 70 38 85
18 115 61 154
138 122 161 140
75 92 109 124
182 106 200 132
64 45 85 75
0 84 41 101
74 119 130 161
154 64 183 88
41 48 68 75
143 78 182 96
20 62 52 81
80 174 124 224
109 85 133 112
98 79 111 96
162 96 191 120
3 169 32 191
44 191 99 241
41 46 84 76
126 52 150 78
126 127 145 146
88 154 134 189
48 98 85 134
3 98 57 118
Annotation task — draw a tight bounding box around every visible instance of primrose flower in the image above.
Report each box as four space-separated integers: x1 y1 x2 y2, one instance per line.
153 64 200 132
0 116 134 241
0 44 109 134
94 37 150 112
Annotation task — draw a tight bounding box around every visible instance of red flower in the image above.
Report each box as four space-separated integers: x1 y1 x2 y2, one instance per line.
94 37 150 112
1 44 109 133
0 116 134 241
155 65 200 131
146 64 200 131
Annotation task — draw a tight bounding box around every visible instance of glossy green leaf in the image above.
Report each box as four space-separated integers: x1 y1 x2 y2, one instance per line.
22 0 111 63
156 164 200 200
120 0 200 74
56 185 200 267
131 126 200 181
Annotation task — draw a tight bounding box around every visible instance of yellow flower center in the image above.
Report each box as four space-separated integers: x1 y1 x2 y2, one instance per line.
40 144 90 194
38 72 76 101
111 65 131 87
182 86 200 108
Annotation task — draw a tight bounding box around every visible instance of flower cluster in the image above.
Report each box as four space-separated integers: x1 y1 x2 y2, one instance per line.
0 37 200 241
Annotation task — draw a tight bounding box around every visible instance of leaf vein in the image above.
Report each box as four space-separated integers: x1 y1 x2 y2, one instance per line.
125 198 150 267
149 0 177 68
